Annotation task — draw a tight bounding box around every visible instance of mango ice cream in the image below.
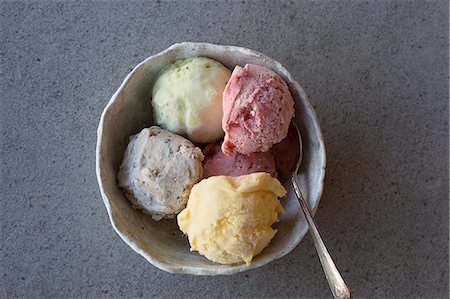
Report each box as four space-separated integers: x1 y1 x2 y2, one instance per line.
177 172 286 265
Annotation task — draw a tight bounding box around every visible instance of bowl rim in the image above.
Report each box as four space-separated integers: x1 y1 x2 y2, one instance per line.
96 42 326 275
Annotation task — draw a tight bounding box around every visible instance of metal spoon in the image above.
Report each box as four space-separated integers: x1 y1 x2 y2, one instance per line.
288 121 352 299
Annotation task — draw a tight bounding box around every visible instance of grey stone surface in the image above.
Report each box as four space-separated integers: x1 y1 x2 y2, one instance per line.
0 0 448 298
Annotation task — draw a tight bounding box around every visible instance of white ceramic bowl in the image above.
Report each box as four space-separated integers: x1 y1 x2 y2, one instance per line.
96 42 326 275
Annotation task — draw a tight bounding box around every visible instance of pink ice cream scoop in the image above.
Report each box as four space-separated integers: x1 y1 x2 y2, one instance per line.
203 141 276 178
271 122 300 174
221 64 294 156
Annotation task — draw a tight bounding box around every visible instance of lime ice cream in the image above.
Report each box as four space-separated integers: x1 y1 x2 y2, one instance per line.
152 57 231 143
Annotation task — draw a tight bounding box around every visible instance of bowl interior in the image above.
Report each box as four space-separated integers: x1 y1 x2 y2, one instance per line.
96 43 325 275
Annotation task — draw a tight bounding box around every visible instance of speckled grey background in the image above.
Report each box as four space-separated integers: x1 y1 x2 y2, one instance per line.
1 1 448 298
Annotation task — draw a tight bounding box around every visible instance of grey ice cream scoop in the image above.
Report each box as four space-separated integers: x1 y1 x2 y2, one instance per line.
118 126 204 220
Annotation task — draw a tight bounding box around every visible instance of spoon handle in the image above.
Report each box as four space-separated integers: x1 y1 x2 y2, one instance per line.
291 176 352 299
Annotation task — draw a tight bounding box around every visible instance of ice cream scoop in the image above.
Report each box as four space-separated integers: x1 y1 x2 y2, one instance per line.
177 172 286 265
202 141 276 178
222 64 294 155
152 57 231 144
117 126 204 220
271 122 301 174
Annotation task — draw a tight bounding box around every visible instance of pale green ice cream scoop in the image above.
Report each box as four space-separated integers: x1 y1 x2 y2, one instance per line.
152 57 231 143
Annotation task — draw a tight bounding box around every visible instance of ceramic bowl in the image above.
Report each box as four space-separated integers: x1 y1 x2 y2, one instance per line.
96 42 326 275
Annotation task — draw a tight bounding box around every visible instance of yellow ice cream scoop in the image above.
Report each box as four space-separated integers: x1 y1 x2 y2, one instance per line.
152 57 231 144
177 172 286 265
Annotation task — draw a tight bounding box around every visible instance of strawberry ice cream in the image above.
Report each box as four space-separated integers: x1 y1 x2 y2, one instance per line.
221 64 294 155
271 122 300 174
203 141 276 178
